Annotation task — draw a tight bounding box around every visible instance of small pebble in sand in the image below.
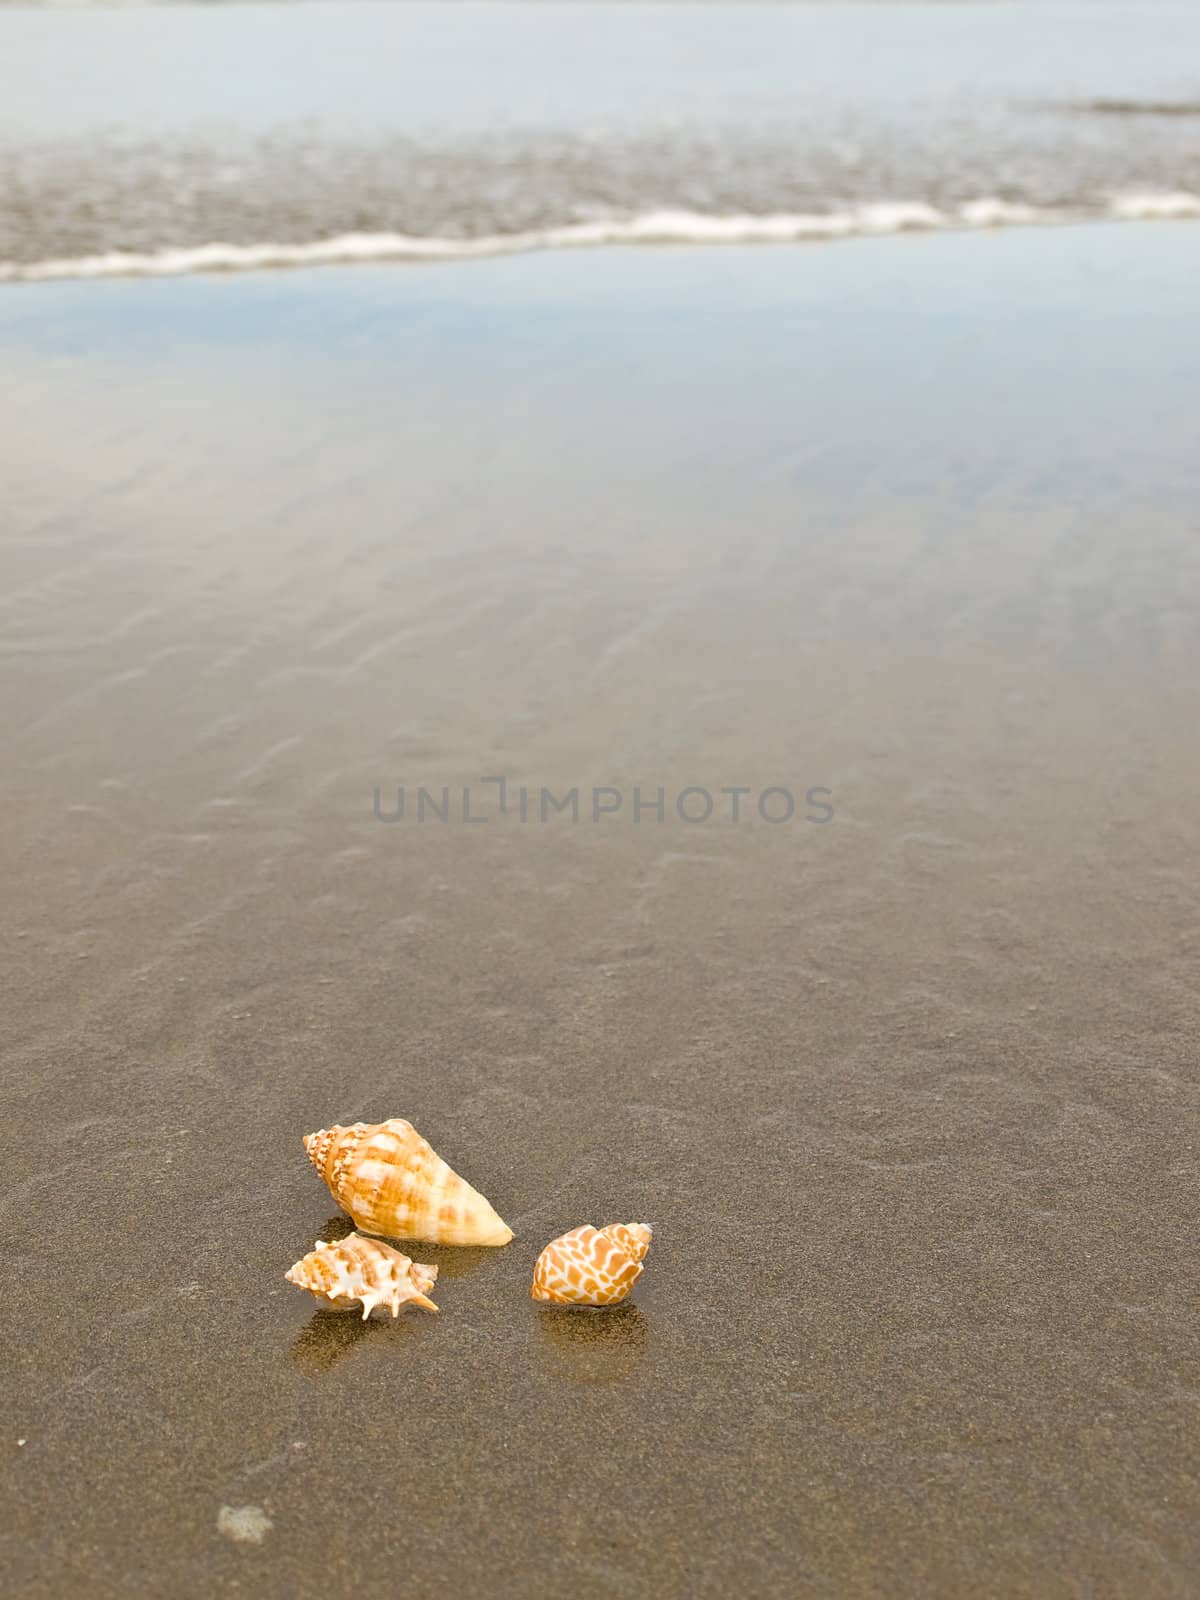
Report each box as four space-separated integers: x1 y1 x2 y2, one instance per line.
217 1505 273 1545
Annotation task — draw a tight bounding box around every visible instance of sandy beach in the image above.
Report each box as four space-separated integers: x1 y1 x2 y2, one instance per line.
2 222 1199 1597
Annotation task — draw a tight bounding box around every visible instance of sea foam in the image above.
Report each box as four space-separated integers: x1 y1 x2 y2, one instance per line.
1 195 1196 284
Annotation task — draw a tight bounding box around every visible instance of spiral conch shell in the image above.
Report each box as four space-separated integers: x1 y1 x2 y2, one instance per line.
531 1222 652 1306
303 1119 514 1247
285 1232 439 1318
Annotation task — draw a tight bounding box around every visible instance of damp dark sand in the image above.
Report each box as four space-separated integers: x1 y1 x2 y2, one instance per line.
1 224 1199 1598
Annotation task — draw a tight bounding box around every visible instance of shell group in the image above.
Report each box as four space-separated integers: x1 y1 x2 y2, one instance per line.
284 1113 656 1323
285 1232 439 1318
531 1222 652 1306
304 1118 513 1247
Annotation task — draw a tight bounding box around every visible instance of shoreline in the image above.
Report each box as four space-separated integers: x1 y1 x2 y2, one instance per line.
2 197 1199 285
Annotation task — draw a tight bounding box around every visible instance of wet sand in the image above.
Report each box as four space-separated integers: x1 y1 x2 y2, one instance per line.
2 224 1199 1598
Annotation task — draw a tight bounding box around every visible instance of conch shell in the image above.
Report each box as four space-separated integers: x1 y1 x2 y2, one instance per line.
531 1222 652 1306
285 1232 439 1318
303 1119 514 1247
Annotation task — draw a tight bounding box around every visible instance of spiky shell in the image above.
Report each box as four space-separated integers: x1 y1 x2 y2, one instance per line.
303 1119 514 1247
530 1222 652 1306
285 1232 439 1318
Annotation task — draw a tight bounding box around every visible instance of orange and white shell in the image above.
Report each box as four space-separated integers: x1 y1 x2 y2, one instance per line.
285 1232 439 1318
303 1118 514 1247
530 1222 652 1306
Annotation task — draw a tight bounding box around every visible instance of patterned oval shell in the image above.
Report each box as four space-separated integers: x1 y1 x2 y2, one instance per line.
530 1222 652 1306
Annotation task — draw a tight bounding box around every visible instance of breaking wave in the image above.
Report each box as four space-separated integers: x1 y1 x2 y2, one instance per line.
3 194 1198 285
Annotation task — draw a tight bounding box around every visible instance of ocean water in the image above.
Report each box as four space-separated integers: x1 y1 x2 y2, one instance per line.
1 1 1199 279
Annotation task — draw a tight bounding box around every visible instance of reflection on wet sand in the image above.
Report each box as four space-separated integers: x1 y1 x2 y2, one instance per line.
536 1304 650 1385
286 1217 446 1374
289 1308 376 1376
289 1304 433 1376
285 1220 497 1374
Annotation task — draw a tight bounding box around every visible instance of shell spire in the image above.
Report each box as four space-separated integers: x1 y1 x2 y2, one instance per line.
301 1126 339 1183
303 1118 514 1247
285 1233 439 1318
531 1222 653 1306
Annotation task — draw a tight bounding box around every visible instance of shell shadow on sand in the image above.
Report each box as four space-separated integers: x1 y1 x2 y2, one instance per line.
286 1218 495 1375
297 1216 494 1279
535 1303 650 1385
290 1307 381 1376
410 1244 497 1280
288 1288 434 1377
311 1213 354 1242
